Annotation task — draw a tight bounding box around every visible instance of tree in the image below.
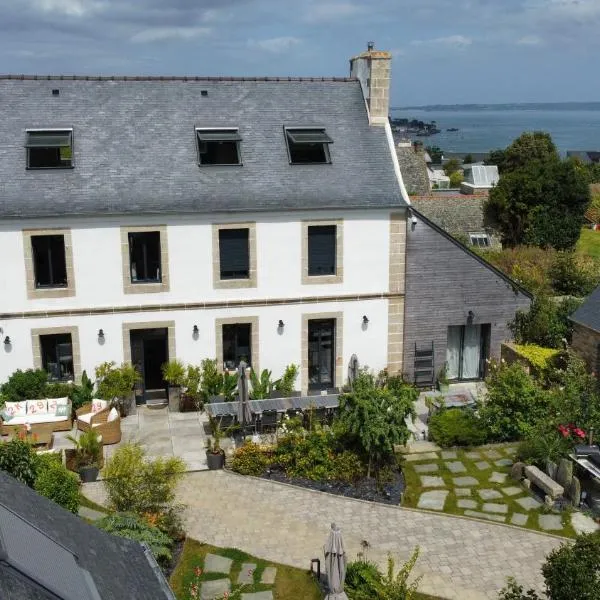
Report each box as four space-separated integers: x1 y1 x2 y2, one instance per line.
443 158 461 176
425 145 443 163
484 133 590 249
485 148 507 172
463 153 474 164
449 171 463 188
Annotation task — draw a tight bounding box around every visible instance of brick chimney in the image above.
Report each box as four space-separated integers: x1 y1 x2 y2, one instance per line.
349 42 392 126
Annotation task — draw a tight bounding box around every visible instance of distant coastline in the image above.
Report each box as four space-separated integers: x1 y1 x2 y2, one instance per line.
392 102 600 112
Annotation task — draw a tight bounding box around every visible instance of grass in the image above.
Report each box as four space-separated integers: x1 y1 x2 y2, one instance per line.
401 443 576 538
576 227 600 260
169 538 322 600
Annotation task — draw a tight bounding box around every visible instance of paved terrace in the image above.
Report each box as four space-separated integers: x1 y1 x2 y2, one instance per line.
83 470 564 600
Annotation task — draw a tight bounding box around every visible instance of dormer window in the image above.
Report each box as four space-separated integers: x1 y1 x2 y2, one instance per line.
196 129 242 165
285 127 333 164
25 130 73 169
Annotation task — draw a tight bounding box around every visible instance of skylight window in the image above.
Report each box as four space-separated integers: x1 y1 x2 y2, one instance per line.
25 130 73 169
196 129 242 165
285 127 333 164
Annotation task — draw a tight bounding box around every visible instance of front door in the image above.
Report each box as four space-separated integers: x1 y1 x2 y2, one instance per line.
130 328 169 404
446 324 491 380
308 319 335 391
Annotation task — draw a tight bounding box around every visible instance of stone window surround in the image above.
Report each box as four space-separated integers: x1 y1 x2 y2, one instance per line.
215 316 259 373
301 311 343 394
121 225 170 295
301 219 343 285
212 222 257 289
122 320 176 366
31 325 81 382
23 228 76 300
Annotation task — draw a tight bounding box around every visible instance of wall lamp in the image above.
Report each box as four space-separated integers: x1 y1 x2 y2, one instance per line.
278 320 284 329
193 325 199 336
98 329 105 341
467 310 474 324
362 315 369 325
3 336 11 346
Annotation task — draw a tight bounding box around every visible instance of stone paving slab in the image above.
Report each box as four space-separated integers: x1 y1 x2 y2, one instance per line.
241 593 273 600
495 459 513 467
453 476 478 486
478 489 502 501
482 503 508 514
414 463 439 473
457 499 478 509
538 515 563 531
446 461 467 473
204 553 233 574
465 451 482 460
201 578 231 600
489 472 507 484
505 447 517 455
455 488 472 497
483 450 502 459
420 476 445 487
417 490 448 511
441 451 458 459
237 563 257 584
260 567 277 585
516 497 542 511
571 512 600 535
404 452 439 462
511 514 528 526
501 486 523 497
463 510 506 523
474 461 491 471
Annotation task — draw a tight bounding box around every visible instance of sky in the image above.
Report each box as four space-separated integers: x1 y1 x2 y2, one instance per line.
1 0 599 105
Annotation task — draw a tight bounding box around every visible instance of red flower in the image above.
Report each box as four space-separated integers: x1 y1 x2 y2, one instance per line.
574 428 586 439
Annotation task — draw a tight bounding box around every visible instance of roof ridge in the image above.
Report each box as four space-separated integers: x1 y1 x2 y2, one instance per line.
0 74 356 83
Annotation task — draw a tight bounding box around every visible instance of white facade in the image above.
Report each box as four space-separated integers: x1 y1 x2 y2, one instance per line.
0 208 404 393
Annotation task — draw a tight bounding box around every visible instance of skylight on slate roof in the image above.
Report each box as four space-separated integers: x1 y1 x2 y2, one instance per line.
195 128 242 165
285 127 333 164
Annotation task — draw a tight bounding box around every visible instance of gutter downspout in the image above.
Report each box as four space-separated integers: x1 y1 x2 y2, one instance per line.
384 119 411 206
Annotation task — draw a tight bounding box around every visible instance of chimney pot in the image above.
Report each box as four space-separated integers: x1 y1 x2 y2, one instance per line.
367 41 374 51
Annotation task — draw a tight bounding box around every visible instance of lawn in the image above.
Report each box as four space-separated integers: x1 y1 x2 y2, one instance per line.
169 538 322 600
401 444 576 538
576 227 600 260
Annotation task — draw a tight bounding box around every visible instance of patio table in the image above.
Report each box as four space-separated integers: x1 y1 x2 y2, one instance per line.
205 395 340 418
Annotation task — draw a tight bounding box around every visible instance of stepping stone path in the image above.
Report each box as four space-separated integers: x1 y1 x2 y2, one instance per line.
511 513 528 526
420 476 445 487
474 461 491 471
501 486 522 497
505 447 517 455
484 450 502 459
495 458 513 467
446 461 466 473
201 579 231 600
455 488 471 497
457 499 478 509
479 489 502 501
417 490 448 511
453 476 478 487
465 451 481 460
482 503 508 514
414 463 438 473
242 593 273 600
464 510 505 523
204 553 233 574
571 512 600 535
260 567 277 585
441 450 457 459
516 497 542 511
538 515 563 531
489 472 507 484
405 452 439 462
237 563 257 584
78 506 106 521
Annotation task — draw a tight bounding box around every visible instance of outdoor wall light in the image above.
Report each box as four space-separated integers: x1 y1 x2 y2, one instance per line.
278 320 284 329
467 310 474 324
3 336 10 346
193 325 199 336
98 329 105 341
362 315 369 325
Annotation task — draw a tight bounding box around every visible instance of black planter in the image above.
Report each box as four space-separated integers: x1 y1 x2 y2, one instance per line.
78 466 99 483
206 451 225 470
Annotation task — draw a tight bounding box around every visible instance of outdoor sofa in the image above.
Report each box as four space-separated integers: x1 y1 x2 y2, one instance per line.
76 399 122 445
0 398 72 435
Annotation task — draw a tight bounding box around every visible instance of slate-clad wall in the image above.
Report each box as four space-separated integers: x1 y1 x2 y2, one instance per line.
571 322 600 374
403 213 531 383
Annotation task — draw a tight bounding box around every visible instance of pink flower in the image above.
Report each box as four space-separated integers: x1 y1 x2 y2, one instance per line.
574 428 586 439
194 566 202 577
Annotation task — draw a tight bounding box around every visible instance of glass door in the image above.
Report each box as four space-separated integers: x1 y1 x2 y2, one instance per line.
308 319 335 390
446 324 490 380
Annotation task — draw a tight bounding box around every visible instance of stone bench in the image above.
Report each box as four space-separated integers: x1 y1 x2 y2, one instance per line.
524 465 564 499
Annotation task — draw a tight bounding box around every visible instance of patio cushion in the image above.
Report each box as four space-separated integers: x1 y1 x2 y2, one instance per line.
55 404 70 417
78 413 94 424
4 401 27 418
8 414 69 425
107 408 119 422
91 399 109 414
48 397 69 412
27 400 49 415
0 410 13 422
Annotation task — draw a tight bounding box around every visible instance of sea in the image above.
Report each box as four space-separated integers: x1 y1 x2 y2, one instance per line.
389 103 600 155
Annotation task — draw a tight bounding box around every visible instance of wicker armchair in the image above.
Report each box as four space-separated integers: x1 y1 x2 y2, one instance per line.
76 403 122 445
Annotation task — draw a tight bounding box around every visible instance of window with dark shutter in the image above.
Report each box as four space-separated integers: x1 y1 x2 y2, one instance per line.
219 228 249 279
307 225 336 276
40 333 73 381
31 235 68 288
222 324 251 369
128 231 162 283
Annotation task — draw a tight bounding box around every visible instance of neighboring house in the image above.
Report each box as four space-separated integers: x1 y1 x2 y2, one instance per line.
0 45 407 396
403 209 531 385
410 193 501 250
427 165 451 189
570 285 600 374
0 471 175 600
395 140 430 195
460 165 499 195
567 150 600 165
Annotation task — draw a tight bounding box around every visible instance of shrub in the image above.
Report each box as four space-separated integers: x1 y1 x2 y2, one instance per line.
274 364 299 396
102 443 185 514
428 409 486 447
449 171 463 188
498 577 541 600
34 455 79 513
549 251 600 296
44 382 74 398
200 358 222 398
230 442 270 476
0 439 38 486
516 422 573 468
96 513 174 564
95 362 140 415
346 560 382 600
1 369 48 402
485 246 554 294
70 370 94 411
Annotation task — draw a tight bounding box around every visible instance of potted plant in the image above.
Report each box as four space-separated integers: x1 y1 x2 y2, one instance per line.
67 429 103 483
436 363 450 393
161 360 186 412
222 372 238 402
180 365 203 412
206 416 226 470
249 368 275 400
273 364 300 398
95 362 141 417
200 359 224 404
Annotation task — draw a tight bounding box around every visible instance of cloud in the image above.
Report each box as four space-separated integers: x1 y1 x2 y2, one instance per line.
517 35 542 46
410 35 472 48
131 26 211 43
303 2 364 23
250 36 301 53
30 0 104 17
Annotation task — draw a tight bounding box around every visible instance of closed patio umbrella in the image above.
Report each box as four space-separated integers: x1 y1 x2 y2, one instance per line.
237 361 252 429
323 523 349 600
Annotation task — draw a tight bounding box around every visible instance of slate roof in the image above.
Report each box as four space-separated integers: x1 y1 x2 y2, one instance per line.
0 76 404 219
567 150 600 164
0 471 175 600
570 284 600 333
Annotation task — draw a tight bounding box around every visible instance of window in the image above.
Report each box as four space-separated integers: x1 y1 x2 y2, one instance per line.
128 231 162 283
219 228 249 279
31 235 67 288
469 233 490 248
196 129 242 165
285 127 333 164
26 130 73 169
40 334 73 381
222 324 251 370
308 225 336 276
308 319 335 390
